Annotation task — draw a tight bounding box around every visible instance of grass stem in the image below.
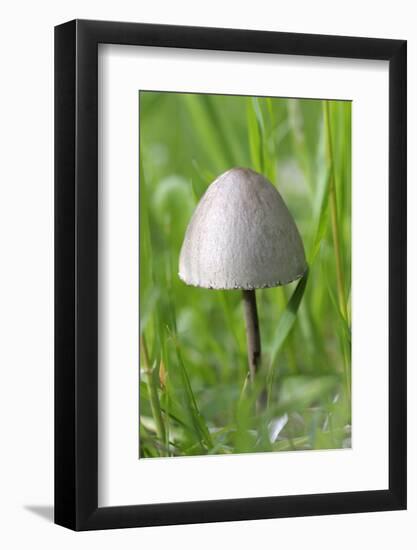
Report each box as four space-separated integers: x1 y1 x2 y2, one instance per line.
324 101 348 322
141 335 166 450
324 101 351 403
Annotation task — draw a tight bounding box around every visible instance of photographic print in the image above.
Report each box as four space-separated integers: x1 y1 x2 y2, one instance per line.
139 91 351 459
55 20 406 529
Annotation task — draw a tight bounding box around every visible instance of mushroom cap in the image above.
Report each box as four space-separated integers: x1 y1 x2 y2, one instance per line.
179 167 307 290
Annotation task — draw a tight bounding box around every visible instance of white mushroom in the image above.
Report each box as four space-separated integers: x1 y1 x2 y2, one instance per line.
179 167 307 384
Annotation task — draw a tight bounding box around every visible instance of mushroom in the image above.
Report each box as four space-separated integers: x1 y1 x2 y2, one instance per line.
179 167 307 387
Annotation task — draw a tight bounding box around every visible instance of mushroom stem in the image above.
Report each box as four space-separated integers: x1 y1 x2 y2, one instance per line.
242 289 261 382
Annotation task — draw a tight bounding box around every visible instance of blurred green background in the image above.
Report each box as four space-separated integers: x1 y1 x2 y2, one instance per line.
139 91 351 458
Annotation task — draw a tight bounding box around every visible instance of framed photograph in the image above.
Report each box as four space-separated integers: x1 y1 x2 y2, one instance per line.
55 19 406 530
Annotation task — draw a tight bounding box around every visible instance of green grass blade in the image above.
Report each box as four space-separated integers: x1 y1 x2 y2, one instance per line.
140 335 166 452
246 98 263 172
168 330 213 450
308 170 331 265
184 94 235 168
269 270 309 367
267 271 309 403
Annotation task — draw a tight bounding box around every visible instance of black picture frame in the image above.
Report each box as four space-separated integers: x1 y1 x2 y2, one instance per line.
55 19 407 531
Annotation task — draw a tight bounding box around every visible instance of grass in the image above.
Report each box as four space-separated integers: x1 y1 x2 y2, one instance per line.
139 92 351 458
